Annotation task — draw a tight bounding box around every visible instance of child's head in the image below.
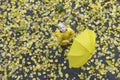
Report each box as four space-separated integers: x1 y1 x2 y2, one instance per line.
58 22 67 32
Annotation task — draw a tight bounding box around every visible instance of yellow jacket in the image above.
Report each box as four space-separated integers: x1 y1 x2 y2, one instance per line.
54 27 75 46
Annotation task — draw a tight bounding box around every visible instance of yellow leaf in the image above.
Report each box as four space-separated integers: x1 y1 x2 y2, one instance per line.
32 78 36 80
0 67 3 71
65 73 69 78
106 60 114 68
117 73 120 78
60 0 62 2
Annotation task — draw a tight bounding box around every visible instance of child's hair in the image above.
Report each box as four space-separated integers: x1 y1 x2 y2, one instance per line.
58 22 66 27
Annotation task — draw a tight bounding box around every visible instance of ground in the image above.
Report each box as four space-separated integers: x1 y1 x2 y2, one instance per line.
0 0 120 80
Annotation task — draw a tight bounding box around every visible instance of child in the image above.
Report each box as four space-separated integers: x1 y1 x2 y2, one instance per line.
52 22 75 46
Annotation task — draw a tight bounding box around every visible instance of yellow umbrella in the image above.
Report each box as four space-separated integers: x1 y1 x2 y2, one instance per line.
68 29 96 68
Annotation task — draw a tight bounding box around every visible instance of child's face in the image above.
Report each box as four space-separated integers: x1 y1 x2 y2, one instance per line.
58 24 67 32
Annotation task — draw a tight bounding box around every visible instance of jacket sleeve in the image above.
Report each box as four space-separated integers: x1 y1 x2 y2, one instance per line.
67 28 75 41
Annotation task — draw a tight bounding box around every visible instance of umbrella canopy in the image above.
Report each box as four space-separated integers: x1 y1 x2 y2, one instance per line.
68 29 96 68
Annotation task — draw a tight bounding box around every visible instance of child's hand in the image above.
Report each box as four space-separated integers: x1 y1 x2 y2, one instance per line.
60 40 72 46
62 40 69 43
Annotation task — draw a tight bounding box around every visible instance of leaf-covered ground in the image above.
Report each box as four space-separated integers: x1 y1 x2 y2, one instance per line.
0 0 120 80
